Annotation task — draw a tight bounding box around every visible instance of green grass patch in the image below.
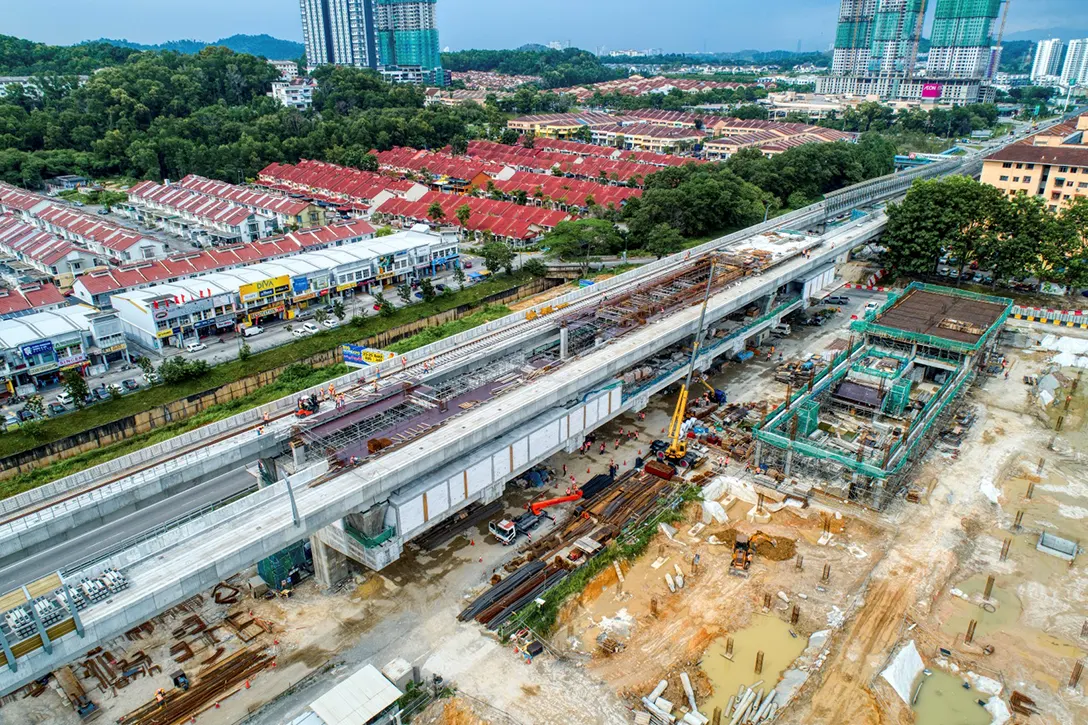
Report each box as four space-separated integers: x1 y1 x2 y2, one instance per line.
387 304 511 354
0 364 349 501
0 273 537 460
58 188 128 207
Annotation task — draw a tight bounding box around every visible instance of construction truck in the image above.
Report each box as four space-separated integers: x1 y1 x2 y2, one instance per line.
729 531 777 577
489 506 557 546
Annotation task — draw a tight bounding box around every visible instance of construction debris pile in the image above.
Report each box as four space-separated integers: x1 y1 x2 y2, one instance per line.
773 356 829 386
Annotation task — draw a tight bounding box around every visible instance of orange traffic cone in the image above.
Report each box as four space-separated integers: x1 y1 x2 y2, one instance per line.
470 539 475 546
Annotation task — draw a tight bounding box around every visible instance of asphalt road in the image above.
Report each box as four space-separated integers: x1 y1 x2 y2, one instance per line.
0 467 257 592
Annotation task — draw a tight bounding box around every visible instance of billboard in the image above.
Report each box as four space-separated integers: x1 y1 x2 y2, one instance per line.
342 344 395 368
239 276 290 302
21 341 54 359
291 276 310 296
921 83 942 99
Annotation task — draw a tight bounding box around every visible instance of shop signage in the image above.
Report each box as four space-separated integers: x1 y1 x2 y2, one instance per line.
156 329 173 339
239 275 290 302
194 319 215 329
58 353 87 369
293 291 317 302
154 310 169 320
103 343 127 354
21 341 54 359
291 276 310 295
27 361 58 375
215 315 236 329
336 282 356 292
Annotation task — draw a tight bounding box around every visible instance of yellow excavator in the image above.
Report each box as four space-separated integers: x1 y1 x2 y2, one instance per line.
663 257 722 462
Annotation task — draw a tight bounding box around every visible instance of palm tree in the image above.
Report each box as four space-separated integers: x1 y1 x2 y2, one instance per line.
428 201 445 223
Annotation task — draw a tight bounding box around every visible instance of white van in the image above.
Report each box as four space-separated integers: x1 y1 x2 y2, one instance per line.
771 323 792 337
242 325 264 337
56 391 73 406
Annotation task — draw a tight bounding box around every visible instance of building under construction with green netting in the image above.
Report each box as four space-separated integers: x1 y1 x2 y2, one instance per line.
753 283 1012 509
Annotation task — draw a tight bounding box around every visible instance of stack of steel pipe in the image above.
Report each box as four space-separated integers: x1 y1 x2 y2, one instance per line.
458 560 546 622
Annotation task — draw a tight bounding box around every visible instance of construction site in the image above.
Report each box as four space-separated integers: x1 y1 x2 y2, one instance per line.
3 135 1088 724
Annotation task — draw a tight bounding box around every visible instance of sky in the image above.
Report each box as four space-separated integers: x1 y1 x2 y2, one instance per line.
4 0 1084 53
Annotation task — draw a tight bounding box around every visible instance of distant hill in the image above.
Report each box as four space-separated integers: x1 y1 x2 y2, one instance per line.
1005 28 1088 42
90 34 303 60
517 44 550 52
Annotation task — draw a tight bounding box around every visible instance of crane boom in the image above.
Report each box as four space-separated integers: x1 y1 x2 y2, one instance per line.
664 257 719 460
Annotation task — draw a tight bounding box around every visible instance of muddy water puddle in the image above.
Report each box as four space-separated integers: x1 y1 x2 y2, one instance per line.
911 670 991 725
942 573 1022 639
699 615 805 716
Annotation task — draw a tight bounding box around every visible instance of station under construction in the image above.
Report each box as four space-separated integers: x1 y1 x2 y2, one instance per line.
753 283 1012 509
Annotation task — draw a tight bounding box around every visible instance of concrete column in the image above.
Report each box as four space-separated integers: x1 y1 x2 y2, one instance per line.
784 449 794 477
763 295 774 314
559 325 569 361
292 441 306 470
310 534 348 590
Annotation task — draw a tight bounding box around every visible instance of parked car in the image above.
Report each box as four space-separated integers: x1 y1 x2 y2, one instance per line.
321 318 336 329
301 322 320 335
48 402 66 416
435 284 447 292
292 328 307 338
143 371 161 384
56 391 73 406
373 303 383 311
185 341 208 353
3 413 18 430
825 295 850 305
242 325 264 337
122 378 140 391
106 383 123 395
865 301 880 312
93 387 109 401
413 291 423 299
96 208 109 216
17 408 36 422
463 261 473 269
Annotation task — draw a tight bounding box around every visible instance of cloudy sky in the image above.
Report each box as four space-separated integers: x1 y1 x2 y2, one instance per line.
4 0 1082 52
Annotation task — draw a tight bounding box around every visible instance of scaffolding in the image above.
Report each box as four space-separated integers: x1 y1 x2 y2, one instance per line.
258 540 310 590
796 400 821 437
882 377 913 416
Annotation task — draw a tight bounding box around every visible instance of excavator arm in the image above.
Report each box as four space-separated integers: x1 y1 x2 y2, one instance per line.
530 489 584 516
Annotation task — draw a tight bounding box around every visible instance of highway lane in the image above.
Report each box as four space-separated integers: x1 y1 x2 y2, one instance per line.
0 467 257 592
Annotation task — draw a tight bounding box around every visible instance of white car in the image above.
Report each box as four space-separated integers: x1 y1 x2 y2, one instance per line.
301 322 320 335
292 328 307 338
321 318 336 329
185 341 208 353
864 301 880 312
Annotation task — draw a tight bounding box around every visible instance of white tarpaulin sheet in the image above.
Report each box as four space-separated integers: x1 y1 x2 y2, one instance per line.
880 640 925 705
1040 334 1088 355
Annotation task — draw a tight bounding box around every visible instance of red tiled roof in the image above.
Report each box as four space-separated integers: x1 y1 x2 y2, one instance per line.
175 175 314 217
0 283 66 316
35 206 152 252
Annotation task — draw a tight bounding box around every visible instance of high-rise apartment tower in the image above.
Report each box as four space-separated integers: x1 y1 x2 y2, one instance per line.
1031 39 1064 81
925 0 1005 79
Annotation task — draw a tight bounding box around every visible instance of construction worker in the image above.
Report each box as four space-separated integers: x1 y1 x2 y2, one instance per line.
263 411 270 423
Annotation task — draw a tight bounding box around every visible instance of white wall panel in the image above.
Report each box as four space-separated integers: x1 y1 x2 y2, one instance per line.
426 483 449 519
399 495 425 534
530 420 559 459
467 459 491 494
584 398 600 427
492 448 511 481
567 410 584 437
448 474 466 506
512 436 529 469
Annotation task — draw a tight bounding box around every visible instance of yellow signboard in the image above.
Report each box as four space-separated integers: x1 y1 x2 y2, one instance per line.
156 329 173 339
239 275 290 301
361 349 394 364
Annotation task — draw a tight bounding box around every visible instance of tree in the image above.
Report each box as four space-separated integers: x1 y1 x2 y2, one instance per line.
135 356 154 377
374 292 394 317
375 226 395 237
481 241 516 275
449 135 469 155
419 277 436 302
428 201 446 223
522 258 548 277
645 224 686 259
522 133 536 149
544 218 622 276
20 394 45 434
513 189 528 206
357 153 379 173
159 356 210 384
453 265 467 290
500 128 519 145
63 369 89 409
397 283 412 305
456 204 472 227
239 342 252 361
332 300 346 321
573 125 592 143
